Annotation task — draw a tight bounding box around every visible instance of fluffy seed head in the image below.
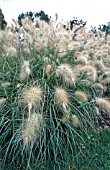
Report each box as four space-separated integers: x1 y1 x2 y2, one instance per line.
95 60 105 71
75 34 85 42
22 113 43 148
95 106 101 116
34 42 42 50
19 68 27 80
0 98 6 106
80 79 91 86
6 47 17 57
45 64 52 75
104 70 110 77
71 115 80 126
76 56 88 64
21 86 42 107
56 64 76 85
75 51 81 56
93 83 106 94
19 60 31 80
1 82 11 88
95 97 110 114
68 42 81 51
55 87 69 108
61 112 71 123
74 90 88 102
43 57 49 64
79 65 97 82
102 78 110 85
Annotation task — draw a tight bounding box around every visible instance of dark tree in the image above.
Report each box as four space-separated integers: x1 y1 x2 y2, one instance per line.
35 10 50 22
70 17 87 30
18 10 50 26
98 22 110 36
0 9 7 29
63 17 87 30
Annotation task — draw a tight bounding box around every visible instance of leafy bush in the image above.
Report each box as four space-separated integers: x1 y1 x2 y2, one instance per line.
0 9 7 30
18 10 50 26
0 16 110 169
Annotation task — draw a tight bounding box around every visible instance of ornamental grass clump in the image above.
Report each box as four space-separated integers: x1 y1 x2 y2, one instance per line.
0 15 110 169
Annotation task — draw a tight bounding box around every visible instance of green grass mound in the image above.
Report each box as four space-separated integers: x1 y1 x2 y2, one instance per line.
0 17 110 169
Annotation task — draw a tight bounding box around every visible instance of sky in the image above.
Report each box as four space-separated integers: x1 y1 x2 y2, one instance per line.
0 0 110 29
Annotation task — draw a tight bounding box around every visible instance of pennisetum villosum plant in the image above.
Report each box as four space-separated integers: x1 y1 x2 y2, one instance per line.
0 14 110 169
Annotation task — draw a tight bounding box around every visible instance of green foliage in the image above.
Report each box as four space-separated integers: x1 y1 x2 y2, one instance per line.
18 10 50 26
90 22 110 37
0 9 7 30
35 10 50 22
98 22 110 35
70 17 86 30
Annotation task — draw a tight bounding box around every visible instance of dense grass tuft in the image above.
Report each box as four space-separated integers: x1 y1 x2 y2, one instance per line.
0 16 110 169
